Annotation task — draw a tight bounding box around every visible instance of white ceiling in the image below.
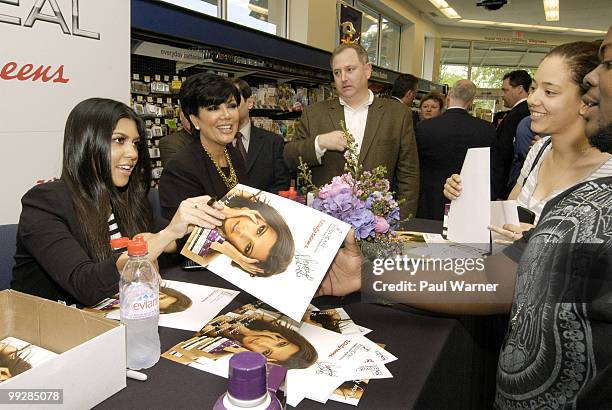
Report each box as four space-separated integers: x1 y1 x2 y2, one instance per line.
403 0 612 34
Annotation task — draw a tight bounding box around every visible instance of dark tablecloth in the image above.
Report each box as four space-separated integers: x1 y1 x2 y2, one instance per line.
96 219 506 409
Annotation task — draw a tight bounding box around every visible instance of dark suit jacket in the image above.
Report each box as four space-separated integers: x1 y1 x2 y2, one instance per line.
283 97 419 217
159 141 249 220
11 181 122 306
416 108 495 220
491 100 530 199
245 125 290 194
159 128 195 167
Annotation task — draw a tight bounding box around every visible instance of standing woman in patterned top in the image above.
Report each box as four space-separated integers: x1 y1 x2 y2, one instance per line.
11 98 225 307
443 41 611 238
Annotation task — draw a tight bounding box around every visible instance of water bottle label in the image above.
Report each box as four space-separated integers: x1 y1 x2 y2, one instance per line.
120 284 159 320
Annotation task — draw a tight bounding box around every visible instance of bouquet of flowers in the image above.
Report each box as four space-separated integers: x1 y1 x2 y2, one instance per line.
298 122 402 244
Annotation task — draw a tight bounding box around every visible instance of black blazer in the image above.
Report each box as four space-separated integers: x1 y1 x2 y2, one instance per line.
491 100 530 199
245 125 290 194
416 108 496 220
159 141 249 220
11 181 122 306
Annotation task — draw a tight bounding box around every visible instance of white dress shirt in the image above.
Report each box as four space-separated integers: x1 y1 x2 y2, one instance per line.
233 120 251 152
512 98 527 109
314 90 374 162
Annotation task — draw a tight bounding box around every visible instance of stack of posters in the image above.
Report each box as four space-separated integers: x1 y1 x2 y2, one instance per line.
85 280 239 331
163 301 395 406
181 184 351 322
0 337 58 382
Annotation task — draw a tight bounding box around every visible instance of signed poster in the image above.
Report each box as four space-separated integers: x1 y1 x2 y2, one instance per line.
182 185 350 321
163 302 396 406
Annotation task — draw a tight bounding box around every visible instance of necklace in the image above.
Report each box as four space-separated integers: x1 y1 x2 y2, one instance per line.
203 146 238 189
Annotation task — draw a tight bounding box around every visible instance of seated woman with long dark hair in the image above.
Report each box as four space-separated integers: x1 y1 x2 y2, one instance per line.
11 98 229 307
10 97 357 307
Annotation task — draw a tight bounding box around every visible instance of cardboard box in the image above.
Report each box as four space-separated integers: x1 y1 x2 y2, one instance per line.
0 290 126 408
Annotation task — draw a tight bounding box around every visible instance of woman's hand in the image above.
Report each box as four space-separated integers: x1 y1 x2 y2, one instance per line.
488 222 534 244
165 195 226 240
232 253 265 276
221 205 262 224
443 174 463 200
317 229 363 297
214 241 264 276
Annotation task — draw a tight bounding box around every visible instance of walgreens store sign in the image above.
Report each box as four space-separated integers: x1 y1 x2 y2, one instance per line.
0 0 129 223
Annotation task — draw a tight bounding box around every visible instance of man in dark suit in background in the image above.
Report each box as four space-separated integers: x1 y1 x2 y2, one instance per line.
283 44 419 218
391 73 420 129
230 78 290 194
416 79 495 220
159 110 195 167
491 70 531 199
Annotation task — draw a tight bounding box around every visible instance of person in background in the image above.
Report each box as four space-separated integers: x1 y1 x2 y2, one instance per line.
284 43 419 218
492 110 508 128
229 78 290 194
491 70 532 199
445 41 610 239
159 109 195 167
416 80 495 220
418 92 445 121
507 116 538 189
391 73 420 129
11 98 230 307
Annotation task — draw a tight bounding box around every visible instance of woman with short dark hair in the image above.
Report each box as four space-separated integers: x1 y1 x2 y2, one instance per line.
159 72 248 220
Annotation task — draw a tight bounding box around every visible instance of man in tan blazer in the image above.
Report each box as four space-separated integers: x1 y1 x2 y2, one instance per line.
284 44 419 218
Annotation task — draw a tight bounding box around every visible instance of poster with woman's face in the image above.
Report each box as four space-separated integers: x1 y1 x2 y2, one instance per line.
302 306 364 335
0 337 58 382
163 301 396 407
182 185 351 322
85 280 239 331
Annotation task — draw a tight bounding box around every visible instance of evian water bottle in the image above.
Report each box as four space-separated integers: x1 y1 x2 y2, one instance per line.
119 234 161 370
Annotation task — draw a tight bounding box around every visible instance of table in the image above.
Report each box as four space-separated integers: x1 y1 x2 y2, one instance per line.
96 220 505 409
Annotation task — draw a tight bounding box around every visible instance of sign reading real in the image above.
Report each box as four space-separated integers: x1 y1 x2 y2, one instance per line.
0 0 129 224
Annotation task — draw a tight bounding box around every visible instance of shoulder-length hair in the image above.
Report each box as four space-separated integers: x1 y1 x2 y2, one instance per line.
243 318 318 369
160 286 193 314
225 193 295 276
61 98 152 262
180 73 241 130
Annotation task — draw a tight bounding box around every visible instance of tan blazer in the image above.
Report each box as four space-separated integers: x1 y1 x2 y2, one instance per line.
284 97 419 218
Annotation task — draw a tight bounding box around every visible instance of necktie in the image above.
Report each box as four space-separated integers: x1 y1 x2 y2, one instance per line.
235 132 248 162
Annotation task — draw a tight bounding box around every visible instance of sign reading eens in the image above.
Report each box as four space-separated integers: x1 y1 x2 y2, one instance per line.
0 0 129 224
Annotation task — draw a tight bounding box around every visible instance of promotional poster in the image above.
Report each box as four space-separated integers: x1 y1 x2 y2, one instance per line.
86 280 239 331
163 301 395 406
182 185 351 321
0 337 58 382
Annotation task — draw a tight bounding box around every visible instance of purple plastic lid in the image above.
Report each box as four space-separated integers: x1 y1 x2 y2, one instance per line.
227 352 267 401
